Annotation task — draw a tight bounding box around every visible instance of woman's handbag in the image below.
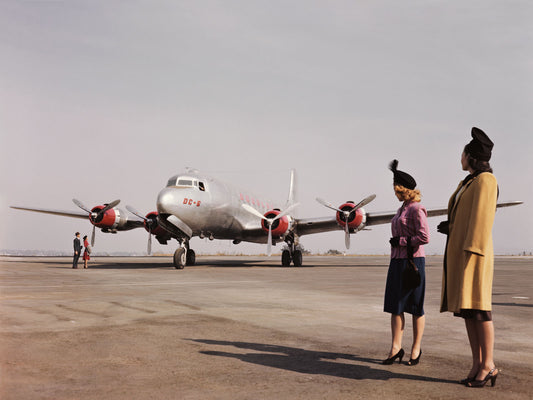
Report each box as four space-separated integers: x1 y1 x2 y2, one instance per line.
403 237 421 290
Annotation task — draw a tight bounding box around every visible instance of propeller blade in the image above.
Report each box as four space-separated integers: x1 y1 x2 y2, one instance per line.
273 202 300 221
147 229 152 255
126 205 147 221
267 224 272 257
99 199 120 215
72 198 92 214
242 202 296 257
353 194 376 211
316 197 343 213
241 204 267 220
345 223 351 250
91 225 96 247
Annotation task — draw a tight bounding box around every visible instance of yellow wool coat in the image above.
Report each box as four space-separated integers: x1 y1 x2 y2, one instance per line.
440 172 498 313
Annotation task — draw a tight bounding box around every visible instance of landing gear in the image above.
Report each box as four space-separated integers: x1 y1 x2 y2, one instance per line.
281 250 291 267
281 234 303 267
173 241 196 269
186 249 196 266
292 250 302 267
173 247 186 269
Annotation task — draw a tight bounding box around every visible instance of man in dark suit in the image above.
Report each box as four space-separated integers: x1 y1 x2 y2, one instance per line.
73 232 82 269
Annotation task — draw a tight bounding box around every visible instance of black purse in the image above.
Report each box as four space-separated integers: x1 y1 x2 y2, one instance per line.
403 237 421 290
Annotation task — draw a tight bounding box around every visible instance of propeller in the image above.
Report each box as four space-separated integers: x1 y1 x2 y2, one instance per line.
316 194 376 249
99 199 120 216
126 205 153 255
241 202 299 256
73 198 120 247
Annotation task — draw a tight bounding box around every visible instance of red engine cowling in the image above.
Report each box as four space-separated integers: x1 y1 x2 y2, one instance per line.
90 205 119 228
89 205 131 231
144 211 167 236
335 202 365 231
261 209 290 236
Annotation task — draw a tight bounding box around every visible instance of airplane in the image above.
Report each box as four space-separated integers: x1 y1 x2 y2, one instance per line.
10 169 523 269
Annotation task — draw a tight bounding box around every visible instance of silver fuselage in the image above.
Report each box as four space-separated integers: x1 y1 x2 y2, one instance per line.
156 172 281 244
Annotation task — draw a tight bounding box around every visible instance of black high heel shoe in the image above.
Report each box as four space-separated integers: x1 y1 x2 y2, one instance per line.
406 349 422 366
460 368 479 385
459 375 476 385
467 368 498 388
382 349 404 365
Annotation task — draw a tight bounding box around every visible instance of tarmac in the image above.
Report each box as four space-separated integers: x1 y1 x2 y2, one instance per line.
0 255 532 400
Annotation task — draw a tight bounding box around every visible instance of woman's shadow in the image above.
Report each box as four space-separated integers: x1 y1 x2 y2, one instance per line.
188 339 456 383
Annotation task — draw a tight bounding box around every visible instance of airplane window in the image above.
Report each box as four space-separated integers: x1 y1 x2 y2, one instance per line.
166 177 178 187
177 179 194 186
198 182 205 191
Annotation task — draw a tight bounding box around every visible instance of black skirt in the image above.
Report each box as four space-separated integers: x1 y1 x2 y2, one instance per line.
384 257 426 316
453 309 493 321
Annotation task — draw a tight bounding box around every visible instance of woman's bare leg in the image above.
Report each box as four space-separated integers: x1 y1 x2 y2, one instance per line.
465 318 482 378
475 320 496 380
411 315 425 359
389 313 405 357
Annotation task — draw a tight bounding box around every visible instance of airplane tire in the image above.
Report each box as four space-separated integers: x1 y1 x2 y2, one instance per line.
292 250 303 267
173 248 186 269
281 250 291 267
186 249 196 266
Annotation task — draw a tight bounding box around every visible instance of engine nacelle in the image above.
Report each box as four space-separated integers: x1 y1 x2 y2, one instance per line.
335 202 366 232
89 205 129 230
261 209 290 237
144 211 168 236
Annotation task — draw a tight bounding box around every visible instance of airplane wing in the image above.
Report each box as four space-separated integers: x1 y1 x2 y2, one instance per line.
295 201 522 237
10 206 89 219
294 210 432 236
294 210 403 236
10 205 145 229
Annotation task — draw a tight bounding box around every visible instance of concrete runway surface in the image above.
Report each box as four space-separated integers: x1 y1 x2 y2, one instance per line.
0 255 532 400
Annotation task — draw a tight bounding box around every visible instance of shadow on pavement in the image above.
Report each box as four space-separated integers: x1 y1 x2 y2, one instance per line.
188 339 457 384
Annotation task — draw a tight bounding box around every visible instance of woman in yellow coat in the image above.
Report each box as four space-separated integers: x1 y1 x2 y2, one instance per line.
438 127 499 388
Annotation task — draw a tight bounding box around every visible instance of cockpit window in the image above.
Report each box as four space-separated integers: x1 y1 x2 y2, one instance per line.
166 176 207 191
177 179 194 186
166 177 178 187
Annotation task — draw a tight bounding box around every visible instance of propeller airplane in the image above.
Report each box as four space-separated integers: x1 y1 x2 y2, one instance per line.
10 169 523 269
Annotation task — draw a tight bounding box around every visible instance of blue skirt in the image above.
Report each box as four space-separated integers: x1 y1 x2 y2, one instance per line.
384 257 425 316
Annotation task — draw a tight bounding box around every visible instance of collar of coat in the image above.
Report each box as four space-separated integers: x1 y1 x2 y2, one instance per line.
449 171 485 219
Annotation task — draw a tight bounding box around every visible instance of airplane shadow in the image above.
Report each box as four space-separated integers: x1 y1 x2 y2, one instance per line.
193 259 386 269
193 260 318 268
13 259 171 270
7 257 386 270
81 263 170 270
187 339 457 384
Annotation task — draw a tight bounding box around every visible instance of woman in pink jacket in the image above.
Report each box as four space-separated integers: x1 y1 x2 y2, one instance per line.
383 160 429 366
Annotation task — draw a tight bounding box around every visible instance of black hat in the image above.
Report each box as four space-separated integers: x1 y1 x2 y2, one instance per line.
389 159 416 190
464 127 493 161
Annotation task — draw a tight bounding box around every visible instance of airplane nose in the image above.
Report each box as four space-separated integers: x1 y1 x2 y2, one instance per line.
157 187 180 215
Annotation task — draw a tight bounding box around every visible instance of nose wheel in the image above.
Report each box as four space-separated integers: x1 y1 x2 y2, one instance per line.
173 248 186 269
173 242 196 269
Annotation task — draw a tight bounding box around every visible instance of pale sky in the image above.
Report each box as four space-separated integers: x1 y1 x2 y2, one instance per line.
1 1 531 256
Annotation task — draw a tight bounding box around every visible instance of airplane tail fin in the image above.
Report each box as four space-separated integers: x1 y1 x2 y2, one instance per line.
286 169 297 208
